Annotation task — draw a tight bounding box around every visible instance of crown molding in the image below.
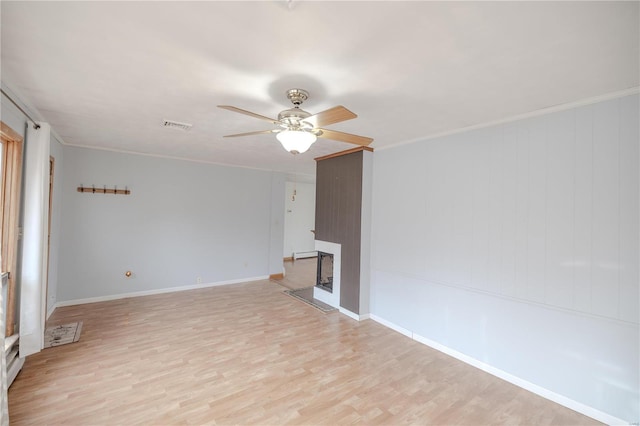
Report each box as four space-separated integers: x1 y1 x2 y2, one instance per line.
64 142 316 178
377 87 640 152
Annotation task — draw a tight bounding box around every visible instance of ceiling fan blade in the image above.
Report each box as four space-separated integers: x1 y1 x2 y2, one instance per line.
318 129 373 146
302 106 357 128
218 105 279 124
223 129 279 138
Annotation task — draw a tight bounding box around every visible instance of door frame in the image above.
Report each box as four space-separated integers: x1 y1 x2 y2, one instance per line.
0 121 24 337
45 156 54 316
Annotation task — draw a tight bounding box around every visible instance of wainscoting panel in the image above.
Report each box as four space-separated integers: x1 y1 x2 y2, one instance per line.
371 93 639 422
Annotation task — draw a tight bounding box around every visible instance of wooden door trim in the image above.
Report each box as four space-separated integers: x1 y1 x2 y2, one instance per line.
1 121 24 336
45 156 54 316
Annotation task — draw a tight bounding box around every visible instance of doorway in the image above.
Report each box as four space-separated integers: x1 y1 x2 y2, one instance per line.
44 156 54 315
278 181 317 290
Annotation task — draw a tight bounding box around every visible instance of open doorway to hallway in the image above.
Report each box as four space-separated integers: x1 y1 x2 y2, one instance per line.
277 181 316 290
276 257 316 290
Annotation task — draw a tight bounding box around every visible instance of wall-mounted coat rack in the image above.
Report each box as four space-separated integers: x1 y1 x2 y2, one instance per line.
77 185 130 195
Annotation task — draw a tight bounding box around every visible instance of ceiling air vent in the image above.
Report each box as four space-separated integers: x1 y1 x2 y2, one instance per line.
162 119 192 131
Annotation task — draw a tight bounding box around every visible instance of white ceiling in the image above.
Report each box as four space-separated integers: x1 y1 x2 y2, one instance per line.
1 1 638 179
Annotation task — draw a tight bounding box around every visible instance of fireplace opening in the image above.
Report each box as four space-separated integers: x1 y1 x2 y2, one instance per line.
316 251 334 293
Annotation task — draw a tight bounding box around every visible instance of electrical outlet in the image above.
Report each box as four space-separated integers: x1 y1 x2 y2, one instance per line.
196 276 202 284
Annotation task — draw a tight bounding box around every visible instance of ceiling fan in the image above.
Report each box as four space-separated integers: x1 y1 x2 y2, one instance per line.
218 89 373 154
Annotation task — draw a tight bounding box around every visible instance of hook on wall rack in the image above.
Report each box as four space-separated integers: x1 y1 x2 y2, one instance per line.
77 185 130 195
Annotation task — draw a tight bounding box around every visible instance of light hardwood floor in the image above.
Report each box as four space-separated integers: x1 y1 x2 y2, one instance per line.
8 278 599 425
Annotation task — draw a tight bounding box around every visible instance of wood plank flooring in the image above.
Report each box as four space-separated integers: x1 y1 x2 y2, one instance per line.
8 277 599 425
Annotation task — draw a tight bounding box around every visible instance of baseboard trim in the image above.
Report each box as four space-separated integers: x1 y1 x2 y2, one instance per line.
339 308 370 321
55 275 270 308
269 273 284 280
293 251 317 260
369 314 412 337
7 356 24 387
46 305 56 320
369 315 627 425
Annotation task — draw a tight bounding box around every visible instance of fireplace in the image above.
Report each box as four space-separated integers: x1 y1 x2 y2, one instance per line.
313 240 341 308
316 251 334 293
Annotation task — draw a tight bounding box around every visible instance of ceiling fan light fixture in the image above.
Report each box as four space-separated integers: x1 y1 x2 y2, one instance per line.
218 88 372 151
276 130 317 154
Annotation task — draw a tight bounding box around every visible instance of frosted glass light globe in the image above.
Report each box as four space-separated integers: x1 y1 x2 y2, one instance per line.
276 130 317 154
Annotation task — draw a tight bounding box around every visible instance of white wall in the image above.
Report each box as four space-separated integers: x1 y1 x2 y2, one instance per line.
268 172 286 275
283 181 316 257
57 146 281 303
371 94 639 423
359 151 373 316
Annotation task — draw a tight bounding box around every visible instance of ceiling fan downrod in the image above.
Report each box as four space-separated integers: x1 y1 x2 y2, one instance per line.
278 89 312 128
